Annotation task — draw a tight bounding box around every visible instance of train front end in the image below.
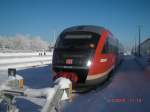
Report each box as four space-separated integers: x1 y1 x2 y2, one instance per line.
52 26 101 87
52 25 117 89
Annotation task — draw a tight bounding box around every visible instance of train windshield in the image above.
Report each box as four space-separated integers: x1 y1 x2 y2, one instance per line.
55 32 100 49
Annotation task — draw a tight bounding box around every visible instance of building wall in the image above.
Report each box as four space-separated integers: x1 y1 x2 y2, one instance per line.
140 38 150 56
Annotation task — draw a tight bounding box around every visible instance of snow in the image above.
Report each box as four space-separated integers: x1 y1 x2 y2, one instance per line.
0 68 71 112
0 71 8 85
24 88 53 98
0 52 53 70
135 55 150 72
41 88 56 112
55 78 71 89
1 55 150 112
0 71 11 91
63 56 150 112
0 34 49 51
0 52 53 57
0 57 51 64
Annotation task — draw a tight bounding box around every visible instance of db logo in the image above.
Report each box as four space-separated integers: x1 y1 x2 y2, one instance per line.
66 59 73 64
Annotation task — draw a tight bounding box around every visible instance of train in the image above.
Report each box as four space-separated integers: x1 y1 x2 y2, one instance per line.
52 25 123 88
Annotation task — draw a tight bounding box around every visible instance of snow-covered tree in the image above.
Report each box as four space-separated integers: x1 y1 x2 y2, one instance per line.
0 34 49 51
30 36 49 51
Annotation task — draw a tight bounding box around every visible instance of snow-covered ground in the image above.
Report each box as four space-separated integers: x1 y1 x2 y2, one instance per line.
135 55 150 72
0 52 53 70
1 55 150 112
0 52 53 57
0 71 8 85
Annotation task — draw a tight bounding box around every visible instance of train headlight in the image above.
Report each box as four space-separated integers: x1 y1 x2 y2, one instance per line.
86 60 92 67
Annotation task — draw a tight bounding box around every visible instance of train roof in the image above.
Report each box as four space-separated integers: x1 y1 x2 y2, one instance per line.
62 25 113 36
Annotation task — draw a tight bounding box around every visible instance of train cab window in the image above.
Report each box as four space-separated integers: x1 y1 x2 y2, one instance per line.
108 38 118 54
55 32 100 49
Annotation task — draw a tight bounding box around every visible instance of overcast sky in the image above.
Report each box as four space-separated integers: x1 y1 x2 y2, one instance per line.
0 0 150 49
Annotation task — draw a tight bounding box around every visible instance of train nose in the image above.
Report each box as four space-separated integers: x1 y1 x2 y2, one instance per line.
53 72 79 83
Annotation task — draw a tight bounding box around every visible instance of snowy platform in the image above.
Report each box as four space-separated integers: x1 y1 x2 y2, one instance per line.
0 52 53 70
135 56 150 72
0 71 8 85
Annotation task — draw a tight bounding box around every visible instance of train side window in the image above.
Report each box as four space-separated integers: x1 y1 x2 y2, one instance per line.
102 36 118 54
102 38 109 54
108 37 118 54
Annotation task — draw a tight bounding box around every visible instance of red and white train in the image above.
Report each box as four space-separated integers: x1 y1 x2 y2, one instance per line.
52 25 123 88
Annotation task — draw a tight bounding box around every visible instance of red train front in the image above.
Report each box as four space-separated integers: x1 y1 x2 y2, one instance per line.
52 25 121 87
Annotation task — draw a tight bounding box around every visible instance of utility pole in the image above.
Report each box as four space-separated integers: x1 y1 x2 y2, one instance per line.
53 30 56 47
135 37 137 54
138 25 141 56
